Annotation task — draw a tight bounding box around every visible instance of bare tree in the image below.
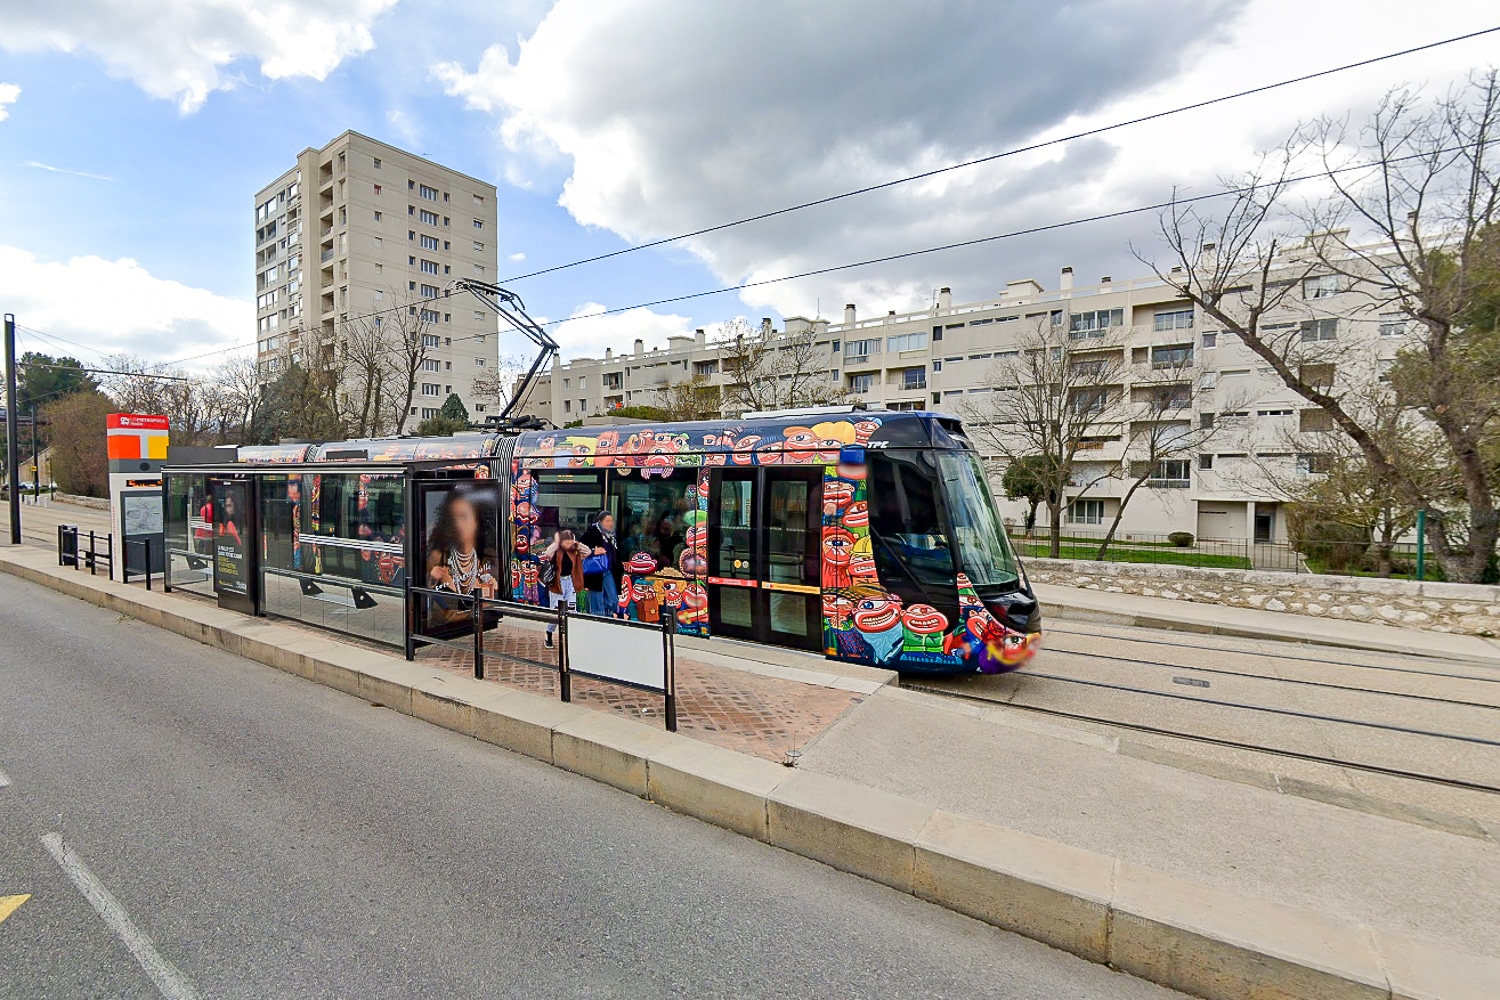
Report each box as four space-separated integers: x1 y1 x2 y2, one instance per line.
470 353 529 420
653 375 723 421
1146 72 1500 581
962 319 1129 558
380 291 437 435
1095 352 1227 558
340 312 394 438
718 318 848 414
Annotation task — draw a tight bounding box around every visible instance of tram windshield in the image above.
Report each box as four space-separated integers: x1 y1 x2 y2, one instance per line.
937 452 1021 590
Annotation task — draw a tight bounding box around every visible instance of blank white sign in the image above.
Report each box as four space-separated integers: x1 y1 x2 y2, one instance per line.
567 616 664 692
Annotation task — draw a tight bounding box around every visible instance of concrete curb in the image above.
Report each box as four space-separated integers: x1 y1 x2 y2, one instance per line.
3 548 1495 1000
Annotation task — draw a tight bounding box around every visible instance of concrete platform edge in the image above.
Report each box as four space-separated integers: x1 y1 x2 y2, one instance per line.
5 546 1495 1000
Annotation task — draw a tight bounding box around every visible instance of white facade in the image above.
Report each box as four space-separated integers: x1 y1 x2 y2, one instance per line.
253 131 501 422
519 263 1409 543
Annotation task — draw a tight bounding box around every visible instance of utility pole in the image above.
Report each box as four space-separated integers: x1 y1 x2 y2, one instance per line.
4 313 19 544
30 403 39 503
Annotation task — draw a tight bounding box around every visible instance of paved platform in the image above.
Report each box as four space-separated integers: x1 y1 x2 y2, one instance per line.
414 622 882 762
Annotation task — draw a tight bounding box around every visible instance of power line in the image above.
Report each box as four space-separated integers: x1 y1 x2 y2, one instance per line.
145 137 1492 375
495 25 1500 285
15 324 111 360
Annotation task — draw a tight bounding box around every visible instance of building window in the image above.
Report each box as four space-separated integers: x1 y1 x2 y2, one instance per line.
1151 344 1194 368
1299 408 1335 432
1068 499 1104 525
1153 308 1194 331
932 325 943 342
901 367 927 390
419 184 439 201
1300 318 1338 342
476 358 486 367
421 383 441 397
422 359 440 372
563 400 572 414
420 283 439 298
421 259 439 275
373 158 381 169
1378 358 1396 382
419 308 441 323
1201 331 1217 348
1069 308 1123 338
473 264 484 276
422 334 441 348
1303 274 1340 299
849 373 875 393
419 209 439 226
1297 453 1332 474
846 338 879 360
1257 408 1293 417
474 241 485 252
420 234 439 251
1198 454 1214 471
1152 459 1191 484
1378 313 1407 337
1299 363 1335 389
473 219 484 229
1200 412 1216 430
888 332 929 353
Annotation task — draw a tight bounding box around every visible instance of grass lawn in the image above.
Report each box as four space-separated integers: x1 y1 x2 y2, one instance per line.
1019 542 1253 570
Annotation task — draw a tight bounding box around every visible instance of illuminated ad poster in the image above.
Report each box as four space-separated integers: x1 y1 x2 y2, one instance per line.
212 480 250 597
419 480 501 633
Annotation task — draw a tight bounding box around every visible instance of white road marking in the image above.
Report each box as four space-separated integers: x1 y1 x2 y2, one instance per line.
0 768 10 788
40 833 200 1000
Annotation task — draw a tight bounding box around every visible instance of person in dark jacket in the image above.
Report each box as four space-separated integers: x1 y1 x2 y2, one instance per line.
542 530 585 647
579 511 621 617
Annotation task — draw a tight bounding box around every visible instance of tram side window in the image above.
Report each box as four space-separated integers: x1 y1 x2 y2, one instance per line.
609 469 698 573
867 452 957 593
534 471 604 540
260 476 297 570
308 473 405 582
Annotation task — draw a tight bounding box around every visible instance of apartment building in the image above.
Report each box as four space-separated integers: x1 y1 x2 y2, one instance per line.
519 260 1409 543
254 131 501 423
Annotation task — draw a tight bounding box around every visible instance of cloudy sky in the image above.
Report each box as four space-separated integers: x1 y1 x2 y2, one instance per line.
0 0 1495 367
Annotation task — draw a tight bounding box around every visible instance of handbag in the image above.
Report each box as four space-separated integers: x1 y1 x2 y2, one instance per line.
538 556 557 588
583 551 610 576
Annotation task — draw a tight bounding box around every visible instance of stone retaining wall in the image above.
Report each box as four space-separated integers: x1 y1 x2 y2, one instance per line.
1025 558 1500 636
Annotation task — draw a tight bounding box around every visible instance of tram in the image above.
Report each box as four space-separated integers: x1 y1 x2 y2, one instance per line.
231 408 1040 675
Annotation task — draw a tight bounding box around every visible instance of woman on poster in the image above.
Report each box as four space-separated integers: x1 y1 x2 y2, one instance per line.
425 485 498 621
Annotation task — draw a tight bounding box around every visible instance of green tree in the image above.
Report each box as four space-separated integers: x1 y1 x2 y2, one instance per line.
19 352 96 418
43 389 114 498
414 414 469 436
438 393 469 424
1002 455 1052 534
253 363 345 445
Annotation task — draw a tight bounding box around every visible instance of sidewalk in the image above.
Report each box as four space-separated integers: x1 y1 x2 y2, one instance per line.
1037 580 1500 667
2 542 1495 1000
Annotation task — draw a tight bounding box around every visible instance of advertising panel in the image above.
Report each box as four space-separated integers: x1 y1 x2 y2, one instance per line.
417 480 501 635
212 479 251 600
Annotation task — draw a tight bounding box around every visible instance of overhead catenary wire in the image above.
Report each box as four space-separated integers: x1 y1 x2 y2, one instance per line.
494 25 1500 285
151 133 1499 373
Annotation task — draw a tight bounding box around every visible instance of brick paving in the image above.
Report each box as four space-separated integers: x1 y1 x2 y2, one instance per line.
414 626 863 762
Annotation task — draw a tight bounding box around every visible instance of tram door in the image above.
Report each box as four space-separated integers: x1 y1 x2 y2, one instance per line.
707 467 822 651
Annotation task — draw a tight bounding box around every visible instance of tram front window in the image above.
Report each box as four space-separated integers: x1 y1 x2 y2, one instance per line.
868 452 956 591
937 452 1020 591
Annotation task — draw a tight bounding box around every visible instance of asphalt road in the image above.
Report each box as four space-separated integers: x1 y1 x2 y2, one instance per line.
0 571 1181 999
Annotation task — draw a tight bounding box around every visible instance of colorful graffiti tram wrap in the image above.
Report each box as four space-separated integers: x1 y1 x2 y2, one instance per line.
507 412 1040 674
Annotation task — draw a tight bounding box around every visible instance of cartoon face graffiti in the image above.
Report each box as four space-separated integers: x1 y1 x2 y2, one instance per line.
782 426 819 463
515 501 538 525
510 563 522 591
521 562 540 588
678 547 707 577
902 604 950 654
823 480 855 516
822 526 856 588
618 579 634 612
730 435 761 465
853 593 905 664
659 576 685 608
844 500 869 529
822 593 856 630
514 530 530 555
854 419 881 444
683 582 708 612
625 551 659 575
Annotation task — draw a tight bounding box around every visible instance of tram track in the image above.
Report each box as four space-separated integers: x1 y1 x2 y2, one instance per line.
904 679 1500 795
1028 647 1500 711
1043 622 1500 683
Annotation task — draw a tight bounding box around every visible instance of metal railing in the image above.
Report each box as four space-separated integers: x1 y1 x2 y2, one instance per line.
57 525 112 577
122 536 162 590
405 587 677 730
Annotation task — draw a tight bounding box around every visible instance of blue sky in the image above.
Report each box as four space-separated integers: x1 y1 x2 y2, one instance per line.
0 0 1496 369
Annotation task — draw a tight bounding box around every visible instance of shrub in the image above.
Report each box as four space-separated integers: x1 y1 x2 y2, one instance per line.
1297 520 1369 572
1167 531 1194 548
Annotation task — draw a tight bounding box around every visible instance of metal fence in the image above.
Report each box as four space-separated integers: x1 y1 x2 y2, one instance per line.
56 525 112 577
1011 528 1433 578
405 587 677 730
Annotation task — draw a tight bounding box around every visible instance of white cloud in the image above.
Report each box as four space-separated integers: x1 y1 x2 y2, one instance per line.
0 82 18 120
547 301 697 361
436 0 1500 320
0 0 397 112
507 251 526 262
0 246 251 367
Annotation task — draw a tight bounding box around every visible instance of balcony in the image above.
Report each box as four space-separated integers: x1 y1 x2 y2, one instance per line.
320 248 334 262
898 377 927 392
